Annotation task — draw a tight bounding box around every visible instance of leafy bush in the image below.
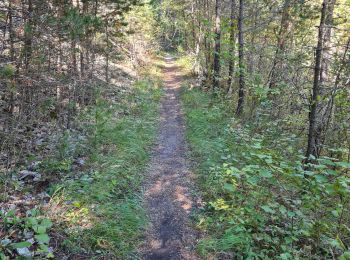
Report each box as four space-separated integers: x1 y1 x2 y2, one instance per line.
182 88 350 259
0 209 53 259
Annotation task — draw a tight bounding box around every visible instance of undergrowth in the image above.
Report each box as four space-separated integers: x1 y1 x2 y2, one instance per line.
181 87 350 259
52 80 161 258
1 78 161 259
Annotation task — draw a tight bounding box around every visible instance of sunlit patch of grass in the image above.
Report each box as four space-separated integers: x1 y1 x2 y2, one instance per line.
46 79 161 258
176 54 196 76
139 55 166 83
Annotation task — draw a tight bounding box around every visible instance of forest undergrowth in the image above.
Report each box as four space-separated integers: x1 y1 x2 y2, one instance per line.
181 85 350 259
2 0 350 258
0 58 163 259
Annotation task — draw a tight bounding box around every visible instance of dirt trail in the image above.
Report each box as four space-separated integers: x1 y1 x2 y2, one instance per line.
141 56 199 260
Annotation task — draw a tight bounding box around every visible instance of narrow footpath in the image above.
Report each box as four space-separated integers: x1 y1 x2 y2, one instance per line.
141 56 199 260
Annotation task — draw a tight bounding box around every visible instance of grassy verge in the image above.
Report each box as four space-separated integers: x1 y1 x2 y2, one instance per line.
53 80 161 259
181 87 350 259
1 77 161 259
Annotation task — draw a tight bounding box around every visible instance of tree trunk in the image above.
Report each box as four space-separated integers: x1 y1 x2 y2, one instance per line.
80 0 89 78
193 0 202 75
268 0 293 89
8 0 15 61
236 0 245 115
212 0 221 90
227 0 236 94
71 40 77 74
203 0 211 83
8 1 14 115
24 0 33 71
191 2 196 50
306 0 336 160
105 21 109 83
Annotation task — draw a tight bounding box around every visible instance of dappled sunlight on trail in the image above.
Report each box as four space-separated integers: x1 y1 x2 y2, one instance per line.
140 56 200 260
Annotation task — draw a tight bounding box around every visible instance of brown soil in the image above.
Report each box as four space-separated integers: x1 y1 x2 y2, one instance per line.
140 56 200 260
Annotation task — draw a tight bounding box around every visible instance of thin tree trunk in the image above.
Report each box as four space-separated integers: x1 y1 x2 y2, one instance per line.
71 40 77 74
8 0 15 61
212 0 222 90
227 0 236 94
24 0 33 71
193 0 201 75
191 2 196 50
105 20 109 83
8 0 15 115
203 0 211 83
268 0 293 89
80 0 89 78
236 0 245 115
306 0 336 160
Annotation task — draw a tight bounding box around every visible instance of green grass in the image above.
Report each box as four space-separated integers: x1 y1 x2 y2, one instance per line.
48 80 161 259
180 88 231 195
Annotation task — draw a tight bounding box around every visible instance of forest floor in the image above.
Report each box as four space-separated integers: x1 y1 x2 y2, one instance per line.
140 55 200 260
1 55 163 259
0 54 205 259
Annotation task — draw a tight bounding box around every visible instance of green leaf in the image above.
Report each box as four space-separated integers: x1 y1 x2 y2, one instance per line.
329 237 346 251
265 158 273 164
339 251 350 260
35 234 50 244
33 225 45 234
11 241 32 248
27 217 38 226
261 205 275 214
332 209 340 217
247 176 259 185
314 174 327 183
336 162 350 168
40 218 53 228
279 205 287 215
252 143 262 149
73 201 82 208
287 211 296 217
280 252 292 260
223 183 235 192
38 244 49 252
259 169 272 178
37 244 54 258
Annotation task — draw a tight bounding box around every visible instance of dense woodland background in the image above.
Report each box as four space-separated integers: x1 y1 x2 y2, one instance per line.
0 0 156 170
158 0 350 161
1 0 350 259
173 0 350 258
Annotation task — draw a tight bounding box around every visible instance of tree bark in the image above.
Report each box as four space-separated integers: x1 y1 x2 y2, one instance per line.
203 0 211 83
227 0 236 94
268 0 293 89
212 0 221 90
236 0 245 115
105 20 109 83
24 0 33 71
306 0 336 160
8 0 15 61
